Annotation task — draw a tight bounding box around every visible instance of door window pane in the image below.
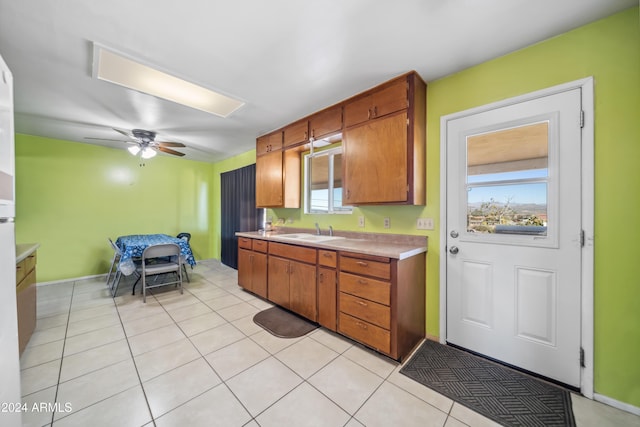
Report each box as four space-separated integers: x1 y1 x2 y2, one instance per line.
466 122 548 235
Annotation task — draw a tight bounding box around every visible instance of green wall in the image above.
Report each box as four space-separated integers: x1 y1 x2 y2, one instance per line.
15 135 215 282
425 8 639 406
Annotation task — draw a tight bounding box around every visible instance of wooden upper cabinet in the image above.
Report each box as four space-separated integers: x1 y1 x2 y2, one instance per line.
256 131 282 156
283 120 309 148
344 79 408 128
309 105 342 140
256 151 283 207
343 72 426 205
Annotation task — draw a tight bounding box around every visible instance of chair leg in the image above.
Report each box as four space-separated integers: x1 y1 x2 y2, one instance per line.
106 253 118 286
111 270 121 297
142 273 147 303
182 264 190 282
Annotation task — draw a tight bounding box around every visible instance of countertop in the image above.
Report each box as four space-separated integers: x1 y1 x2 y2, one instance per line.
236 228 427 260
16 243 39 263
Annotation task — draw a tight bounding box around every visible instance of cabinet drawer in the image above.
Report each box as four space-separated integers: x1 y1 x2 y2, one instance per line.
340 292 390 329
339 272 390 305
269 241 316 264
238 237 253 250
16 259 26 285
339 255 390 280
253 240 268 253
25 253 37 273
339 312 390 354
318 250 337 268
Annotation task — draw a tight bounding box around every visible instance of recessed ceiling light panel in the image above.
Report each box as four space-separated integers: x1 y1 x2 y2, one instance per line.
92 43 244 118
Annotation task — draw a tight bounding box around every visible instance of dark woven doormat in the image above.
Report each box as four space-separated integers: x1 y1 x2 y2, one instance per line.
253 306 318 338
400 340 576 427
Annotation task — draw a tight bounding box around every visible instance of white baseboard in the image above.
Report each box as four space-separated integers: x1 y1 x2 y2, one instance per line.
37 274 107 287
594 393 640 416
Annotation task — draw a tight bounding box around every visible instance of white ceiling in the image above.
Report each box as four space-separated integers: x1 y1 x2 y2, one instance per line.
0 0 635 163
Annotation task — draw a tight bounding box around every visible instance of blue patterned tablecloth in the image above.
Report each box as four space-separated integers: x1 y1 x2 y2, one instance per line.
116 234 196 275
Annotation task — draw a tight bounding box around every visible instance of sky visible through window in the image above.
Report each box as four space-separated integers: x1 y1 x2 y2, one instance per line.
467 169 547 205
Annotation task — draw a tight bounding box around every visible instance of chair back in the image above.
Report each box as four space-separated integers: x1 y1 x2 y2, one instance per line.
176 232 191 242
143 243 181 261
109 238 122 255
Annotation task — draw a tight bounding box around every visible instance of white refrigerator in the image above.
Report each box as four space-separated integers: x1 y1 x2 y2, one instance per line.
0 52 22 427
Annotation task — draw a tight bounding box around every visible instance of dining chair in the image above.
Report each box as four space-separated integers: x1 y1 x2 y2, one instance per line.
176 232 192 282
106 238 120 288
138 243 183 303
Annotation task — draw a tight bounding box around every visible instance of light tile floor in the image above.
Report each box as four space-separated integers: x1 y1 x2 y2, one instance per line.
18 259 640 427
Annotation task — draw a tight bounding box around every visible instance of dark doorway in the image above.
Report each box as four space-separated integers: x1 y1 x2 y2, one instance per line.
220 164 262 269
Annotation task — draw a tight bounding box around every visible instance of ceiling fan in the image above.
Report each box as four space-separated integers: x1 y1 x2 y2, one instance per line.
87 128 186 158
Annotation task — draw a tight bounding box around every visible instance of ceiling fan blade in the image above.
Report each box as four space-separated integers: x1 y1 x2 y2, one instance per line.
85 137 129 142
113 128 134 139
157 146 186 157
156 141 186 148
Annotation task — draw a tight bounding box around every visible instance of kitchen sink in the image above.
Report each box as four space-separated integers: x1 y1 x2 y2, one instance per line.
275 233 346 242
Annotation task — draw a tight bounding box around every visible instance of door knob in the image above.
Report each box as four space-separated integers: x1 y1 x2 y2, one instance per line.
449 246 459 254
450 230 459 238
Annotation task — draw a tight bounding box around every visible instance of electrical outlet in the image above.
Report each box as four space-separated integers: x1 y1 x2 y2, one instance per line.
383 217 390 229
358 216 365 227
417 218 434 230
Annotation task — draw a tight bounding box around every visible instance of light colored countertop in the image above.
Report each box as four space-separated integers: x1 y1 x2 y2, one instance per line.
236 228 427 260
16 243 39 264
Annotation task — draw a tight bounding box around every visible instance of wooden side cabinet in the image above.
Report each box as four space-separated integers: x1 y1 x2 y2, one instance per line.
16 250 37 355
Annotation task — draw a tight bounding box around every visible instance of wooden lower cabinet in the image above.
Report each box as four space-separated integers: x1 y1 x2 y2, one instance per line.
238 248 267 299
267 242 317 321
338 251 425 361
317 266 337 331
237 237 425 361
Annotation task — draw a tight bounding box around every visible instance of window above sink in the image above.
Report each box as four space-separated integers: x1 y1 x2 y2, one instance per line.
304 144 352 215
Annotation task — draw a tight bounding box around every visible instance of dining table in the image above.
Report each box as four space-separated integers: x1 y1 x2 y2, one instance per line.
115 234 196 276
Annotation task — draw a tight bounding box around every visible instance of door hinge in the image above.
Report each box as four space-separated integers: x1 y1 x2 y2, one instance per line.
580 229 585 247
580 347 585 367
580 110 585 128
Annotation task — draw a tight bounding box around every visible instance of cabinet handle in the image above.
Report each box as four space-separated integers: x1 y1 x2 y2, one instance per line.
356 300 368 307
358 279 368 285
322 253 332 258
356 261 368 267
367 109 371 120
355 321 368 330
373 106 377 118
319 272 324 282
304 131 308 140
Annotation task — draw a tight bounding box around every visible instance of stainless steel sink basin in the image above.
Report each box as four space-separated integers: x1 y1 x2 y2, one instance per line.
275 233 345 242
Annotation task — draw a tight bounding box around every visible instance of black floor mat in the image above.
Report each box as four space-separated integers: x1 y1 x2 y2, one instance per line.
253 306 318 338
400 340 576 427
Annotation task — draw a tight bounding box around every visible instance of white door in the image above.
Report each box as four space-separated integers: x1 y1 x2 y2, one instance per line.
446 88 583 387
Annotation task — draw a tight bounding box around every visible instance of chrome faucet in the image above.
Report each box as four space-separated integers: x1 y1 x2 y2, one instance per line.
315 222 321 235
329 225 333 236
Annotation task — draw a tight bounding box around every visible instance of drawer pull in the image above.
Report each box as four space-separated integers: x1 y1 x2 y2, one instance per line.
356 300 368 307
355 321 368 330
356 261 368 267
358 279 368 285
323 253 332 258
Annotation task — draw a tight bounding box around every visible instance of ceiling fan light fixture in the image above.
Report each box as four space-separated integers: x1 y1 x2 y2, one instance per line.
92 43 245 118
141 147 157 159
127 145 141 155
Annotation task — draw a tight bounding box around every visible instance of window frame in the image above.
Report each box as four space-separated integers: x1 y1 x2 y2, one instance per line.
303 145 352 215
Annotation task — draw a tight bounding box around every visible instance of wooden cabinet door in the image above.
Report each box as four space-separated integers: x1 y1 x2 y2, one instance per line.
238 248 253 292
310 106 342 140
289 261 317 321
344 79 407 128
256 151 283 207
343 112 408 204
252 252 268 299
283 120 309 148
268 256 290 308
317 266 337 331
256 131 282 155
369 80 407 119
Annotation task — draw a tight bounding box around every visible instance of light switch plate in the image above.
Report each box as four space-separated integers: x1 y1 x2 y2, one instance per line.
383 217 390 229
417 218 434 230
